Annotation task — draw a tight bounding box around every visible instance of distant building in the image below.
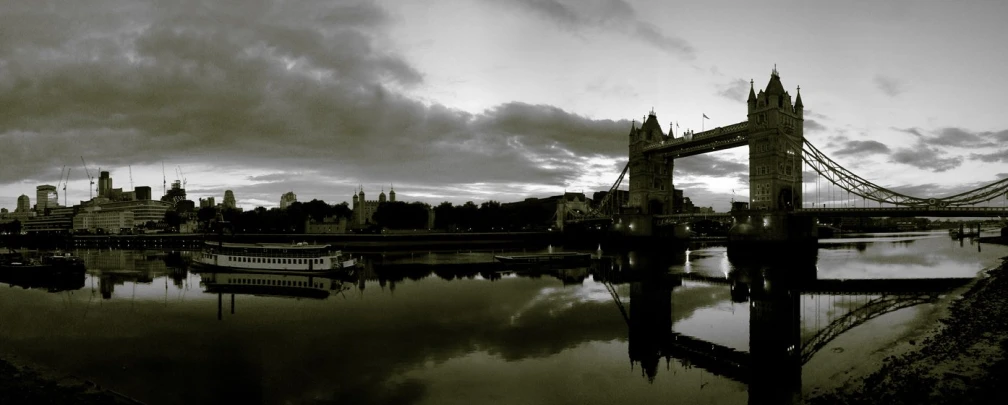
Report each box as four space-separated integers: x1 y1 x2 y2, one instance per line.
351 186 394 228
223 190 236 209
16 194 30 212
555 192 591 229
98 171 112 198
135 186 152 201
305 216 348 234
200 197 216 208
279 192 297 210
35 185 58 212
161 180 187 207
73 209 134 234
23 206 74 234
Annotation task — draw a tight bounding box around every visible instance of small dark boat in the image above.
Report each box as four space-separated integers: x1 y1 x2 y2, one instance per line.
494 252 592 266
0 251 86 291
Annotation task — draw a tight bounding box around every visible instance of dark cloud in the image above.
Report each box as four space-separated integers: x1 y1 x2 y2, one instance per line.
893 127 1008 163
675 154 748 178
833 140 890 156
890 144 962 172
928 127 996 148
0 0 639 205
970 149 1008 163
803 109 829 121
716 78 750 101
805 119 827 132
893 127 925 137
873 74 906 97
494 0 694 58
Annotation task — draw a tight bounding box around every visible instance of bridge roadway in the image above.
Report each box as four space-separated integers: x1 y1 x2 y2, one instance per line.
640 121 749 159
792 206 1008 218
643 207 1007 226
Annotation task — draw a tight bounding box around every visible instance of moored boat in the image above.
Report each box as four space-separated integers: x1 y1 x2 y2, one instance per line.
191 241 359 273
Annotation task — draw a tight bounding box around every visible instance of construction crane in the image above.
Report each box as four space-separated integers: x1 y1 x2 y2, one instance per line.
162 161 167 198
63 168 71 206
56 165 66 204
177 165 187 189
81 157 95 199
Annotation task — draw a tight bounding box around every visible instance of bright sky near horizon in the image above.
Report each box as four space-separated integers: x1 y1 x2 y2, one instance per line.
2 0 1007 211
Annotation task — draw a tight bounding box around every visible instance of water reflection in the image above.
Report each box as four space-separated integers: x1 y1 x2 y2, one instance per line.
0 235 1004 405
594 249 971 405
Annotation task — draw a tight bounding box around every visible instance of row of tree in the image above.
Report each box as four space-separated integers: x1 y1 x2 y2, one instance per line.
176 198 557 233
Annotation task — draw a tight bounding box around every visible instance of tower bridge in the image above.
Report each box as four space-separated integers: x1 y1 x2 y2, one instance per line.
567 68 1008 250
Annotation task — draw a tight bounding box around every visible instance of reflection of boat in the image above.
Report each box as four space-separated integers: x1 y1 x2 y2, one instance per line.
201 271 352 299
191 241 358 273
493 252 591 266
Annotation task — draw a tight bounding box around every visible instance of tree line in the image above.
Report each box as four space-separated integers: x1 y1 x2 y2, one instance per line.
175 198 557 233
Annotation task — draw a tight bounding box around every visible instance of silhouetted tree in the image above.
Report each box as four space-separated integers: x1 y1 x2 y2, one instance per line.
433 201 456 231
163 211 182 230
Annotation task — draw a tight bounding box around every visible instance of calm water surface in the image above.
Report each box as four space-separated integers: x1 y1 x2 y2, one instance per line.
1 231 1005 404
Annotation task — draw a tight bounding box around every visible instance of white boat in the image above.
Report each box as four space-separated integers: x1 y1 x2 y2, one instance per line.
192 241 358 273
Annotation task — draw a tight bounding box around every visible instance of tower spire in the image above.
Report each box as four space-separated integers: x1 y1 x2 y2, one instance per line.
794 85 803 109
748 78 756 102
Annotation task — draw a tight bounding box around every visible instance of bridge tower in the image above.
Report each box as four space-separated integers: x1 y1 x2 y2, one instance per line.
628 111 676 214
747 68 804 211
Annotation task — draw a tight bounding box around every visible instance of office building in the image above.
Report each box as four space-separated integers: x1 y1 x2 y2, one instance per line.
280 191 297 210
35 185 58 212
223 190 236 209
98 171 112 198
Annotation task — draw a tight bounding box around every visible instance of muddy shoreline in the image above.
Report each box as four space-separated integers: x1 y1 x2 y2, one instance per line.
807 256 1008 404
0 354 144 404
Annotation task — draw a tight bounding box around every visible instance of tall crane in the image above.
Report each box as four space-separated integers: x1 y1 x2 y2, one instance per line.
177 165 187 189
162 161 166 198
63 168 71 206
81 157 95 199
56 165 66 204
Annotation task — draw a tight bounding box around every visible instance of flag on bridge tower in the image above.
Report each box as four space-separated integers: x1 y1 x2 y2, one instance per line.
703 114 709 119
702 113 709 131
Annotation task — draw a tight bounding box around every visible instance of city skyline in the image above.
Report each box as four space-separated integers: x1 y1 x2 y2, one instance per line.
3 0 1008 211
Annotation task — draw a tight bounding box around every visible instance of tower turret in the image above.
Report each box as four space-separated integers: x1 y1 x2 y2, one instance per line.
747 79 757 113
379 187 386 203
389 184 395 202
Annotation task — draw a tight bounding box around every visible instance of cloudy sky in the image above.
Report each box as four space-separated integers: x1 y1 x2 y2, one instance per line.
2 0 1007 211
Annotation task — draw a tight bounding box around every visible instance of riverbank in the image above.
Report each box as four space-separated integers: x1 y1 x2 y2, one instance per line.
807 256 1008 404
0 355 143 404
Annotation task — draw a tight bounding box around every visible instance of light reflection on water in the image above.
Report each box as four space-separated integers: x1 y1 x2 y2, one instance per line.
0 232 1004 405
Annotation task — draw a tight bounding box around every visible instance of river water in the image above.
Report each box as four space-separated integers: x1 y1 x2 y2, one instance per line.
1 231 1005 404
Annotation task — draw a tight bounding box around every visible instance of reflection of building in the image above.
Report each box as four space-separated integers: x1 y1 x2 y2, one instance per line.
35 185 58 212
279 192 297 210
351 186 394 228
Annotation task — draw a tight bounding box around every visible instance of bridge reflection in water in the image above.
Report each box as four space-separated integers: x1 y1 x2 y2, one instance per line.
593 250 971 405
191 249 971 404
